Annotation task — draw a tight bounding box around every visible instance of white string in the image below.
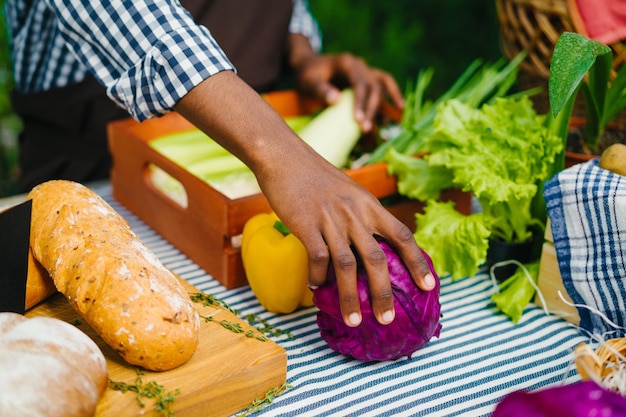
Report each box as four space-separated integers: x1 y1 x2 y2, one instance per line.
489 261 626 393
557 290 626 332
555 292 626 394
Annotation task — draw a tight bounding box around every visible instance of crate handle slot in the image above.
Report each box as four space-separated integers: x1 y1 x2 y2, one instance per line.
145 163 190 208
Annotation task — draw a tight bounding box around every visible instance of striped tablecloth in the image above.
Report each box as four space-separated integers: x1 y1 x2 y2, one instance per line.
96 184 587 416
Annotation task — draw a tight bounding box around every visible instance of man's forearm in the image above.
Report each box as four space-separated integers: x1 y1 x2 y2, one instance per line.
172 70 317 179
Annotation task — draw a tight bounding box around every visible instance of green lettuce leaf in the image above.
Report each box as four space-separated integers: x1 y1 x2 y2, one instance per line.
426 97 561 203
414 200 491 280
491 261 540 323
394 95 562 244
385 148 454 201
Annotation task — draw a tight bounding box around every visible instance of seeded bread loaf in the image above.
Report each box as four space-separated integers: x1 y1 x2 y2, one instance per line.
0 312 108 417
27 180 200 371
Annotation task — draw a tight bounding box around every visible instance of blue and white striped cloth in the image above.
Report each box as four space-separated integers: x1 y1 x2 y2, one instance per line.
545 159 626 338
89 183 585 417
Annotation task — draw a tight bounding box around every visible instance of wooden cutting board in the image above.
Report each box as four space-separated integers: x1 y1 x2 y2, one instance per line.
25 279 288 417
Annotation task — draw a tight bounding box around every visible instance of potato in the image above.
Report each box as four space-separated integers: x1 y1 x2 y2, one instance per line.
599 143 626 176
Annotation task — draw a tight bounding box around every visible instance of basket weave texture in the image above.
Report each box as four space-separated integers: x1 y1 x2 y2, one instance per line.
496 0 626 79
496 0 626 119
575 338 626 383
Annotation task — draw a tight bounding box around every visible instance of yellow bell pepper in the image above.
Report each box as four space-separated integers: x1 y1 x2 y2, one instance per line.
241 212 313 314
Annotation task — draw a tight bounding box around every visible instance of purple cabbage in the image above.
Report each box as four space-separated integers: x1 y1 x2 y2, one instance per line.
313 241 441 361
492 381 626 417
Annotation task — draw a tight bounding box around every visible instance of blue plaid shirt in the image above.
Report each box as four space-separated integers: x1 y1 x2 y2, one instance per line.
4 0 321 121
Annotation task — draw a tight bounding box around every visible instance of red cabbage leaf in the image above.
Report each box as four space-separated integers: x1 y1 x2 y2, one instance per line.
492 381 626 417
313 241 441 361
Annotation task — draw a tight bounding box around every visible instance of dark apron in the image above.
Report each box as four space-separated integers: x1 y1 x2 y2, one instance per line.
11 0 293 193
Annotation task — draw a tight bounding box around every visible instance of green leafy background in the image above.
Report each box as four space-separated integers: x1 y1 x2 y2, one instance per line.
309 0 502 95
0 0 502 196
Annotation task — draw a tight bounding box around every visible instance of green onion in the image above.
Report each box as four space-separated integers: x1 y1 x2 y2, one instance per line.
368 53 527 163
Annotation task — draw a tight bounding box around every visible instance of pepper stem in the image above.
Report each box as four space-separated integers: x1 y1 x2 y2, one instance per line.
273 221 291 236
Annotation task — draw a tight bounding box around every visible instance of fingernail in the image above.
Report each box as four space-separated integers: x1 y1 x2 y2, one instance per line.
362 120 372 132
381 310 394 324
348 312 361 327
424 272 435 288
326 89 340 103
355 109 365 122
307 284 318 290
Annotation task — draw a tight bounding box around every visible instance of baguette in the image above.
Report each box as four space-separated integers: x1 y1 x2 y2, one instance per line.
27 180 200 371
0 312 108 417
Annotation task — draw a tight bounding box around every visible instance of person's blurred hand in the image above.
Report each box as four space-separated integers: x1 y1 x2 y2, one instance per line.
288 35 405 132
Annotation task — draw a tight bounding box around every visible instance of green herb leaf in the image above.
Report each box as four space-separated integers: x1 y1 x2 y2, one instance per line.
109 369 179 417
547 31 626 152
191 292 290 342
244 313 294 340
549 32 611 118
190 292 237 314
236 382 293 416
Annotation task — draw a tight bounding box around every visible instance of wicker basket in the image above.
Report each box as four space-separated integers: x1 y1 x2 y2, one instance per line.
496 0 626 117
496 0 626 78
575 338 626 382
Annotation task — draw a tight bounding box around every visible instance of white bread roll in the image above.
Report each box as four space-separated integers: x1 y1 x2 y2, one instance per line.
27 180 200 371
0 312 108 417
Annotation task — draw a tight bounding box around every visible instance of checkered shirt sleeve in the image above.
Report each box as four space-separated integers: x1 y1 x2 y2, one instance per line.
290 0 322 52
6 0 235 121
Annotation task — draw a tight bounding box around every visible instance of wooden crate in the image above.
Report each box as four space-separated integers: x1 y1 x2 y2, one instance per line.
535 219 580 324
108 90 472 288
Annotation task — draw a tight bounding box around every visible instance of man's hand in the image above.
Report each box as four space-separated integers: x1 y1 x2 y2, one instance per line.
259 151 437 327
288 34 405 133
175 71 434 328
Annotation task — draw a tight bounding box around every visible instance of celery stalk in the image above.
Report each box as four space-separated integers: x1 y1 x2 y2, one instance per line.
297 89 361 168
149 129 260 200
149 100 357 200
184 155 250 181
150 130 231 166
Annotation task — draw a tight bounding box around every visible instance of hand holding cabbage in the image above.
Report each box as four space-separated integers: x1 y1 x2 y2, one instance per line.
175 72 437 329
313 240 442 361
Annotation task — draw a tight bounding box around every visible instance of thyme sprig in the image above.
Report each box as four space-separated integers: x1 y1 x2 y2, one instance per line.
244 314 294 340
197 311 268 342
109 369 179 417
190 292 236 314
189 292 294 341
236 382 293 416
